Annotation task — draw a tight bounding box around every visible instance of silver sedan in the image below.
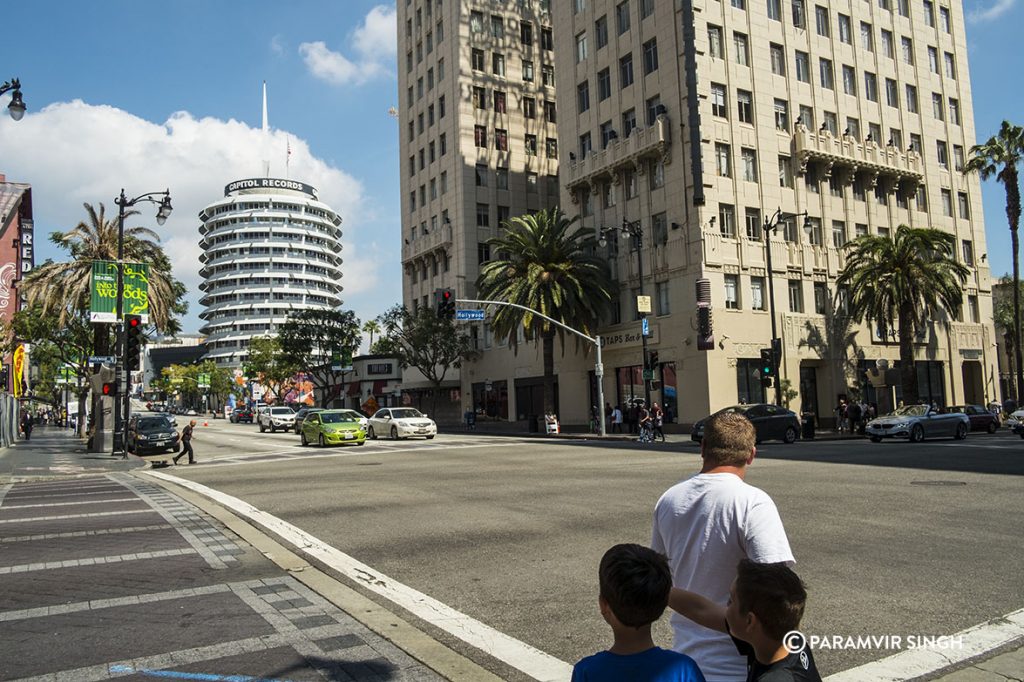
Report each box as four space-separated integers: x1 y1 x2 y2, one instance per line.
865 405 970 443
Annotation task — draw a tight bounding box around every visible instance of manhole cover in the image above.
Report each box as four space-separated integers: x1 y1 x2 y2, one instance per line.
910 480 967 486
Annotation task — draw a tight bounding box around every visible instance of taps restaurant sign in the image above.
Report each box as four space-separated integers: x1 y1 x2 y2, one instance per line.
224 178 318 199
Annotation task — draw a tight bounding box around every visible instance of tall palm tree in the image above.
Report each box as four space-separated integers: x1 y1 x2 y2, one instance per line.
964 120 1024 401
476 207 616 415
362 319 382 350
836 225 969 404
20 202 186 355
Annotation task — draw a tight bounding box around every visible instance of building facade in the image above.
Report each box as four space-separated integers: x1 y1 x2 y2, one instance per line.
397 0 564 421
399 0 996 428
198 178 344 368
0 173 33 394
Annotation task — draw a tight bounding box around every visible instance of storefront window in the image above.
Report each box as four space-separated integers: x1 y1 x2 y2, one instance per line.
736 359 766 405
471 380 508 420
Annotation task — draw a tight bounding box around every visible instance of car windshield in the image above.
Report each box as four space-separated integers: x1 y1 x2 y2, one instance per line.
139 418 173 430
893 405 929 417
321 413 357 424
271 408 292 415
390 409 424 419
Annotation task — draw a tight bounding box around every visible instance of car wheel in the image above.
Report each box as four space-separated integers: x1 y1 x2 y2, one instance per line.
259 422 266 433
270 425 276 433
319 434 327 447
356 440 365 446
783 427 797 444
955 423 968 440
870 436 882 443
300 431 308 446
427 435 435 440
910 425 925 443
368 426 376 440
391 425 399 440
987 421 997 434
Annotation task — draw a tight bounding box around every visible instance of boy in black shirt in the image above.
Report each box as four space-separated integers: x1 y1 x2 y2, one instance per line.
668 560 821 681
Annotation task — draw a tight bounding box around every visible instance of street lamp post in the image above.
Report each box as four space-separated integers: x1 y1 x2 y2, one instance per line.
599 218 651 409
761 208 813 406
112 189 172 456
0 78 26 121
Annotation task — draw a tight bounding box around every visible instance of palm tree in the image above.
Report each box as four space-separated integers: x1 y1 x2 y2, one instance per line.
964 120 1024 401
476 207 616 415
20 202 186 355
836 225 969 405
362 319 382 350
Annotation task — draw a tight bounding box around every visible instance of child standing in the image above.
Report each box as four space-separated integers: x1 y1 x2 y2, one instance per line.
572 544 706 681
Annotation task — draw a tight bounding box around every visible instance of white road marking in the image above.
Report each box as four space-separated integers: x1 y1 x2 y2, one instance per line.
0 497 138 509
0 509 157 524
825 607 1024 681
146 470 573 682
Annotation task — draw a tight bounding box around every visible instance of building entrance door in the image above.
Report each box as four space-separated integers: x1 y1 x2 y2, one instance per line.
799 365 819 419
961 361 984 405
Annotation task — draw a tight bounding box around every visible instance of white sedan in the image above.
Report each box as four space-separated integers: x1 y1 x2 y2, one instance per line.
367 408 437 440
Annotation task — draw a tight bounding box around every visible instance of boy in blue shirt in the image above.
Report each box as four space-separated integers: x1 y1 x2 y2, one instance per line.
572 544 706 681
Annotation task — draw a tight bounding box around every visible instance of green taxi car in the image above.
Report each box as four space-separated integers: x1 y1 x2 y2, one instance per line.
300 410 366 447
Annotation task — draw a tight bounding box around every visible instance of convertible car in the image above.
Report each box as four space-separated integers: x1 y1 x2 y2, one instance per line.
865 404 970 443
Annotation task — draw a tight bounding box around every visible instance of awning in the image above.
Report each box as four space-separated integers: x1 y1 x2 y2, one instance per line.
347 382 362 397
372 380 388 395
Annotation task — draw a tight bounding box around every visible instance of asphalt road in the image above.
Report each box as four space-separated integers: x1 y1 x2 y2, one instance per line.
162 418 1024 678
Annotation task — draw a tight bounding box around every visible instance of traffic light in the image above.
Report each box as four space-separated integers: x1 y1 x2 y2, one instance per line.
125 314 143 371
696 305 714 351
434 288 455 320
759 348 775 378
101 382 118 396
647 351 659 370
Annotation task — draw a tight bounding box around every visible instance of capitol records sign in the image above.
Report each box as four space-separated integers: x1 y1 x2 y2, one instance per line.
224 178 317 199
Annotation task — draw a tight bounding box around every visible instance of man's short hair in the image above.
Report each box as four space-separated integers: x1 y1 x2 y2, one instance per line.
734 559 807 641
702 411 756 467
599 543 672 628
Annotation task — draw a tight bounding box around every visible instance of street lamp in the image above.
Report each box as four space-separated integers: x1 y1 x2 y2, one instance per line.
111 188 172 456
1 78 26 121
599 217 652 409
762 208 813 406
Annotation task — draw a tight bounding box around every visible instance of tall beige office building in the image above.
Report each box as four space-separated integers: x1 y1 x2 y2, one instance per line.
400 0 996 428
397 0 564 420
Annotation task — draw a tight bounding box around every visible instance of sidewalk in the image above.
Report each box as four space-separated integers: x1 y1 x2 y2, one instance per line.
0 451 473 681
0 424 144 482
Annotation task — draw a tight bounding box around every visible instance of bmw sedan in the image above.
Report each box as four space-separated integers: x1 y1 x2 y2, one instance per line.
300 410 366 447
865 404 970 443
368 408 437 440
691 404 801 444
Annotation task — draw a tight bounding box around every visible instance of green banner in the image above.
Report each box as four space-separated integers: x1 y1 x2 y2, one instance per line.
55 365 75 385
89 261 150 323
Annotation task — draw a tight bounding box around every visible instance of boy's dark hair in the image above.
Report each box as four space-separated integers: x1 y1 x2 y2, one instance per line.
599 543 672 628
734 559 807 641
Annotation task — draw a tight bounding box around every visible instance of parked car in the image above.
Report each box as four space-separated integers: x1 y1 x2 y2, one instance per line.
865 404 969 443
259 406 296 433
947 405 1000 433
292 407 325 433
367 407 437 440
691 404 801 444
126 415 180 458
230 407 253 424
300 410 366 447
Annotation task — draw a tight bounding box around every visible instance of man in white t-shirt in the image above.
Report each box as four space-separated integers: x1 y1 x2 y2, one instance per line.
651 410 794 681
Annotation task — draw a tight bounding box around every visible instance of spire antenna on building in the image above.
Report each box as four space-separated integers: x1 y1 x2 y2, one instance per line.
261 81 270 178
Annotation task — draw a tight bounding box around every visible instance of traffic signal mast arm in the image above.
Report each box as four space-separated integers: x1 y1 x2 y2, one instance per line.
456 297 607 437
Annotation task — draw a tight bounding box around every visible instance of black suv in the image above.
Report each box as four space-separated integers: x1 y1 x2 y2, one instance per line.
127 415 180 456
230 406 254 423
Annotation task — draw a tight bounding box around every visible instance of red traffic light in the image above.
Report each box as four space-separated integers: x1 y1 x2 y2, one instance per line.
127 316 142 329
101 382 117 396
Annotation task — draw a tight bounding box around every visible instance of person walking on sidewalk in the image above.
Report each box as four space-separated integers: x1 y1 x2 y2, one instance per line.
652 403 666 442
20 412 34 441
174 420 197 465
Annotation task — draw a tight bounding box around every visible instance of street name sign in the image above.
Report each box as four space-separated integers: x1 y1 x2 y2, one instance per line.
456 309 486 321
89 356 116 365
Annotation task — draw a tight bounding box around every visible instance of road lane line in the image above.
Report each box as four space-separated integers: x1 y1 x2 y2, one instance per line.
146 470 573 682
824 607 1024 681
0 547 197 574
0 509 158 524
0 497 139 509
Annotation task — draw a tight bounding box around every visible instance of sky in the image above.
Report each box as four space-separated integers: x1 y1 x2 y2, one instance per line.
0 0 1022 347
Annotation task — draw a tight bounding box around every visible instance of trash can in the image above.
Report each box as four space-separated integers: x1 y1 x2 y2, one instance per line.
801 412 816 439
528 415 539 433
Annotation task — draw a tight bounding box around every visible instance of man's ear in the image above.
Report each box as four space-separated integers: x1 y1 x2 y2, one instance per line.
747 447 757 466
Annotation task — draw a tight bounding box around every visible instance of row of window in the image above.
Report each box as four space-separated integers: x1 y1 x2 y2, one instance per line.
577 95 665 159
469 11 553 50
406 58 445 108
470 47 555 87
472 87 557 123
408 252 451 283
405 17 444 72
745 0 951 34
471 125 559 158
408 132 447 177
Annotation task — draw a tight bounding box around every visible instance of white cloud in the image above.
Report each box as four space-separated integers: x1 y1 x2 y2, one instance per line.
968 0 1016 22
299 5 396 86
0 100 379 332
270 34 286 56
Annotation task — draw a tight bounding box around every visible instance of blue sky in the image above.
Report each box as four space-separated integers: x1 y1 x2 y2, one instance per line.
0 0 1022 344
